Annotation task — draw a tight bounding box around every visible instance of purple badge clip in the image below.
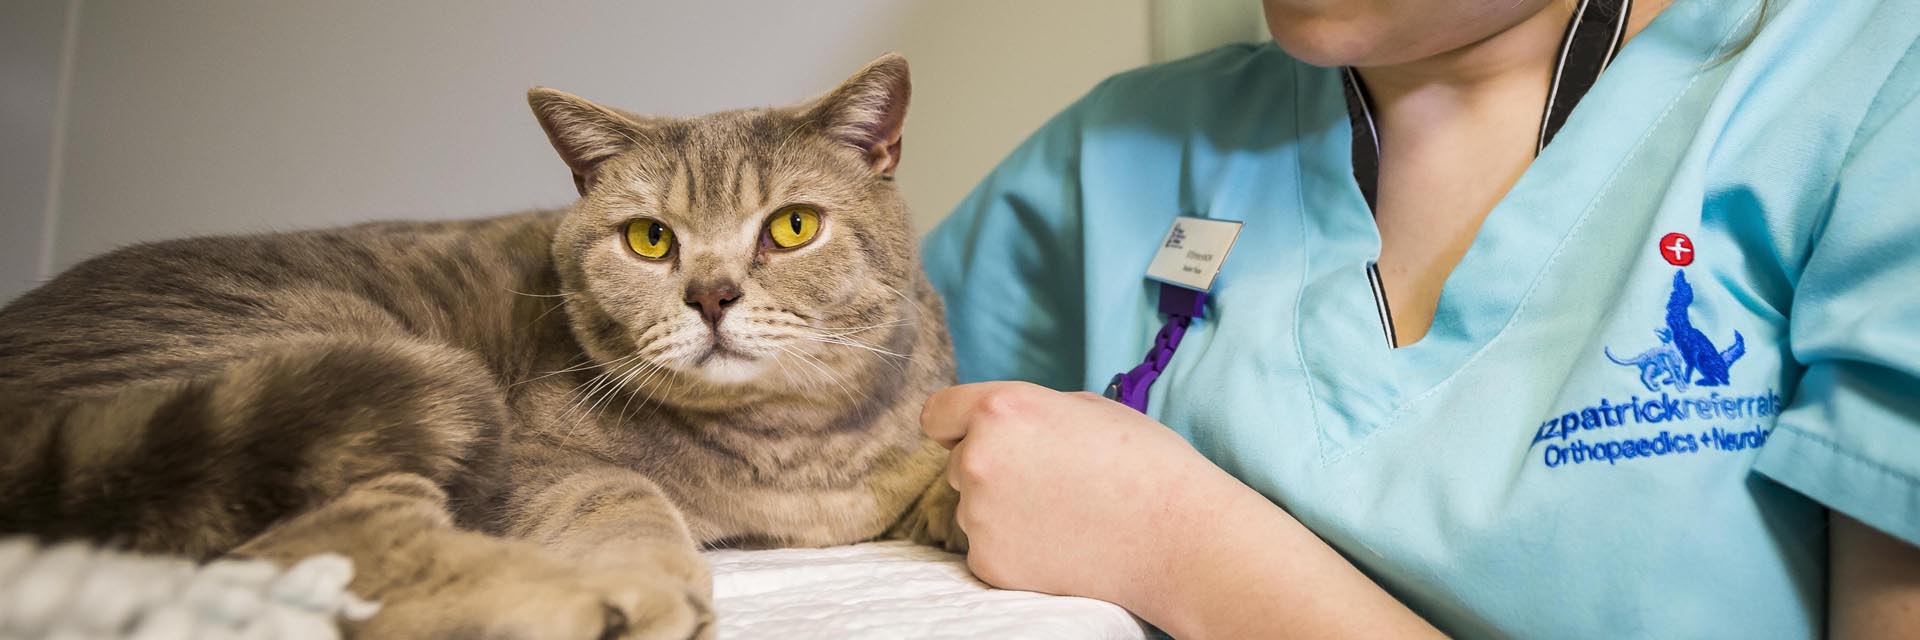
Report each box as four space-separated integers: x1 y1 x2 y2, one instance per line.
1104 284 1207 413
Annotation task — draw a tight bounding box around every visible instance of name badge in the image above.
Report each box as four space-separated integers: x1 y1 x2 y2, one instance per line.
1145 216 1243 292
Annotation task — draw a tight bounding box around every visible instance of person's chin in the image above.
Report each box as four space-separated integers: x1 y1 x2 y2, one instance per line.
1261 4 1460 69
1265 18 1392 68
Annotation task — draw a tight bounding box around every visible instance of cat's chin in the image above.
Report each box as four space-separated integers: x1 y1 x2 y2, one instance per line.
688 354 768 386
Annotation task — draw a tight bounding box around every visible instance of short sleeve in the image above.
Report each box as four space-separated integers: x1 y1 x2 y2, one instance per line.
920 83 1106 389
1752 49 1920 546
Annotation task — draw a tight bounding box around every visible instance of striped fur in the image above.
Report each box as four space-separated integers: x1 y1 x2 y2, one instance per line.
0 54 958 640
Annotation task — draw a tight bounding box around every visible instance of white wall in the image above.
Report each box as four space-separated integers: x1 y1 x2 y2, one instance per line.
0 0 73 303
10 1 1267 295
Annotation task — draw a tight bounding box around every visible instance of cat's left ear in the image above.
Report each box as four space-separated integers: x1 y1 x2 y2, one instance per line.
528 87 645 196
810 53 911 178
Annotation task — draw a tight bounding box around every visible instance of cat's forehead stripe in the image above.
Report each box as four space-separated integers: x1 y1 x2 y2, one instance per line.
698 138 731 207
735 151 762 211
755 150 773 208
682 147 703 211
665 153 692 216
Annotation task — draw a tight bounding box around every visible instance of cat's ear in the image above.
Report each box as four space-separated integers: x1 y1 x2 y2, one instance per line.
810 53 911 178
528 87 644 196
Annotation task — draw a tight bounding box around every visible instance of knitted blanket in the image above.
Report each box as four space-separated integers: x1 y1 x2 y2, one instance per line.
0 538 377 640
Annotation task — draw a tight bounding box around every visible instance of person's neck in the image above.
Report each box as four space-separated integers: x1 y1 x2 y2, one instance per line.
1355 1 1670 116
1356 5 1572 116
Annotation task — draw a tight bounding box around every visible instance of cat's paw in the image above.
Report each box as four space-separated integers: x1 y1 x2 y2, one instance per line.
353 536 713 640
235 474 714 639
578 565 714 640
890 476 969 553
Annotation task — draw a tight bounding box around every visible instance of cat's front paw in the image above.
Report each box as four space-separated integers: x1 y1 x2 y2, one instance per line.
354 536 713 640
890 475 969 553
565 565 715 640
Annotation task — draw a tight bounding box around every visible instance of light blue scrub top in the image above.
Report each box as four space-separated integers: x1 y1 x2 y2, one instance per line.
922 0 1920 636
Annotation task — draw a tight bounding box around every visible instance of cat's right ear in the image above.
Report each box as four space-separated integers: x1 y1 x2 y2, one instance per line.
528 87 643 196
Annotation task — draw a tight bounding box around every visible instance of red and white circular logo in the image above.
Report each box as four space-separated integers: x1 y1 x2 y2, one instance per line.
1659 232 1695 266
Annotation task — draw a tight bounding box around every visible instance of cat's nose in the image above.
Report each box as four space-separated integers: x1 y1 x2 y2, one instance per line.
685 281 742 327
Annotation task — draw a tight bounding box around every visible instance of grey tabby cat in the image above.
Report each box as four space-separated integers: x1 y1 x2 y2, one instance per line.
0 54 965 639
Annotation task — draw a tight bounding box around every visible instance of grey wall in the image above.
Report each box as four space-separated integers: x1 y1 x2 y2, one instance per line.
6 1 1267 300
1 0 73 302
44 0 1150 272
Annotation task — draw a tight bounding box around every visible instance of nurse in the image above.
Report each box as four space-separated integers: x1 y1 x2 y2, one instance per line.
918 0 1920 637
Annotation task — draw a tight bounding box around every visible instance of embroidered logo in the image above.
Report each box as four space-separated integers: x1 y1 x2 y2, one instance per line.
1530 268 1777 469
1659 232 1694 266
1604 270 1746 391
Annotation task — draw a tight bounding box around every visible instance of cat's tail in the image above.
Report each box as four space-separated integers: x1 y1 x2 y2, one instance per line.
1604 347 1640 366
0 335 507 559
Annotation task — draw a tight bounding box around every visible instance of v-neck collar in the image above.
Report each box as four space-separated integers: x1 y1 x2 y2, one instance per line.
1287 0 1770 458
1343 0 1636 350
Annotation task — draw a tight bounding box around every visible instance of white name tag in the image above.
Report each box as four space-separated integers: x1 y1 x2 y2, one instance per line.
1145 216 1242 292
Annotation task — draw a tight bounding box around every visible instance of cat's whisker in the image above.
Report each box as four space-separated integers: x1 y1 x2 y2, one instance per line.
787 326 910 357
620 358 675 423
505 288 575 298
521 299 570 331
779 343 864 404
794 334 910 362
636 362 683 423
639 321 685 345
557 354 639 407
768 342 822 381
771 343 840 401
556 353 645 427
799 329 905 349
811 321 911 339
804 338 909 376
510 352 611 387
592 357 658 423
812 318 910 331
773 120 811 159
570 356 650 431
768 343 798 386
877 282 927 318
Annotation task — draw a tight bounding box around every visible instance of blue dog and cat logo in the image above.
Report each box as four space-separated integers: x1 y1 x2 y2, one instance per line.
1604 270 1746 392
1531 269 1781 469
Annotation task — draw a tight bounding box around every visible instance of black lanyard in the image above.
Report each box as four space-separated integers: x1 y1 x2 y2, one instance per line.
1343 0 1632 347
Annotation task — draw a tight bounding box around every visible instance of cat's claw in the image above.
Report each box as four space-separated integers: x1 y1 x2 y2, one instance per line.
585 578 713 640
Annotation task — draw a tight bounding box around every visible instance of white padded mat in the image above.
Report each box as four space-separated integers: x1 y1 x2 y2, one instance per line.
705 541 1149 639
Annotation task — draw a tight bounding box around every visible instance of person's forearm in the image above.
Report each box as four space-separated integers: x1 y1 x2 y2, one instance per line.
1127 467 1443 639
1831 512 1920 639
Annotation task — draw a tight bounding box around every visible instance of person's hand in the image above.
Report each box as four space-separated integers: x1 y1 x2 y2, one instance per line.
919 381 1242 609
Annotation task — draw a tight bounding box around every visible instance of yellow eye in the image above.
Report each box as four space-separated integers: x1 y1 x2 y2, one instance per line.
767 206 821 249
625 219 674 259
